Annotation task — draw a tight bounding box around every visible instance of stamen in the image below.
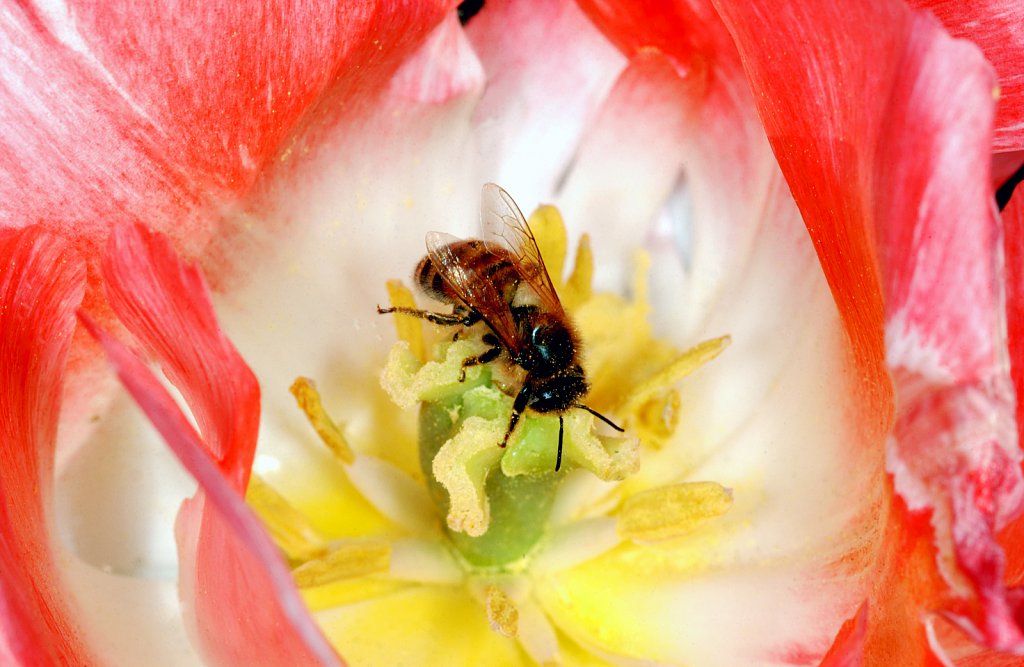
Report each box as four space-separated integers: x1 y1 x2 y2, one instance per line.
245 475 327 564
527 204 567 288
563 233 594 309
292 540 391 588
618 336 733 446
616 481 733 542
385 279 426 362
484 586 519 638
290 377 355 464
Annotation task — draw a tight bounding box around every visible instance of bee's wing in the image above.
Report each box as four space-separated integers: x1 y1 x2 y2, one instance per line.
479 183 565 316
425 231 522 352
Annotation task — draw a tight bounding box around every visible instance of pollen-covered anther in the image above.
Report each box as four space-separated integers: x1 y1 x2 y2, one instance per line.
289 376 355 464
291 539 391 589
484 585 519 638
619 335 732 418
432 414 506 536
616 481 733 542
246 475 328 564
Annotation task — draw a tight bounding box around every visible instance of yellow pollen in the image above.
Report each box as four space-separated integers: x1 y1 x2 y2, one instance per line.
289 377 355 464
245 475 327 564
484 586 519 638
291 540 391 589
385 279 426 362
616 481 733 543
528 205 567 288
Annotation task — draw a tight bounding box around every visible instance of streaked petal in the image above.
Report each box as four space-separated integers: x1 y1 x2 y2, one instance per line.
906 0 1024 152
0 226 90 663
713 0 1021 653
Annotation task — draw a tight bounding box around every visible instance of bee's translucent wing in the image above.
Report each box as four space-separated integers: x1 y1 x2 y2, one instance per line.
479 183 564 315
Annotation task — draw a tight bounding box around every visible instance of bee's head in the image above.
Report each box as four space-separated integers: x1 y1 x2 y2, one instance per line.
528 365 588 413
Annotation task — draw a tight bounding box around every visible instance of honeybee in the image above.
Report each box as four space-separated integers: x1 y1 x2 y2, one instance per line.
378 183 623 471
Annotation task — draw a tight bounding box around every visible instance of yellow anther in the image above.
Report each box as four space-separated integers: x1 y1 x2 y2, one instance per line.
246 475 327 564
527 204 568 290
617 481 733 543
618 335 731 417
484 585 519 638
385 279 426 362
292 540 391 589
562 233 594 310
432 413 506 537
290 377 355 464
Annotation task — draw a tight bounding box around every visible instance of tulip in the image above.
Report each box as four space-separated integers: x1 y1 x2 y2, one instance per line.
1 0 1023 665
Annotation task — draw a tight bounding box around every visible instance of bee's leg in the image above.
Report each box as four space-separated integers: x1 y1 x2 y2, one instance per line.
376 305 476 327
458 334 501 382
500 384 532 448
555 416 563 472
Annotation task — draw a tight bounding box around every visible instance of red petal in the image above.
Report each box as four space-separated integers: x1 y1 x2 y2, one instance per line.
101 224 260 488
0 227 90 663
906 0 1024 152
88 223 340 665
1005 188 1024 455
818 604 867 667
713 0 1022 653
3 1 453 245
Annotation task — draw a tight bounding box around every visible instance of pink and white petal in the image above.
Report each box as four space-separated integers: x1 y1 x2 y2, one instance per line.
0 226 92 664
2 0 454 251
464 0 625 203
2 1 454 456
88 223 339 665
712 0 1023 653
906 0 1024 153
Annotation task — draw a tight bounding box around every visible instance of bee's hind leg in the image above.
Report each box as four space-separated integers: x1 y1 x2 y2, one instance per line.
458 334 501 382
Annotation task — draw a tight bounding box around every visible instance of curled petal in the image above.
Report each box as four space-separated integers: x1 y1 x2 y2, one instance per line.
713 0 1022 653
0 227 89 663
87 224 340 665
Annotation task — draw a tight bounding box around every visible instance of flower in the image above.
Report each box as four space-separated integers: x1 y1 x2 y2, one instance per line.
1 1 1023 666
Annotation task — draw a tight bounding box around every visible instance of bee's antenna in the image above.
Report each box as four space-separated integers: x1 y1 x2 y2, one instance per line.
556 416 564 472
572 404 624 432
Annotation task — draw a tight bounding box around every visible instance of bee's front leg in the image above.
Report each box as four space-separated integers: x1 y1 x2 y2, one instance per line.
458 333 501 382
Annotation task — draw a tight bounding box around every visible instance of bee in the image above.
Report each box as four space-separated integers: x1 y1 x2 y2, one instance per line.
378 183 623 471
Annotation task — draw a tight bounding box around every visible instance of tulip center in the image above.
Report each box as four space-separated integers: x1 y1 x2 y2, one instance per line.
246 199 735 653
